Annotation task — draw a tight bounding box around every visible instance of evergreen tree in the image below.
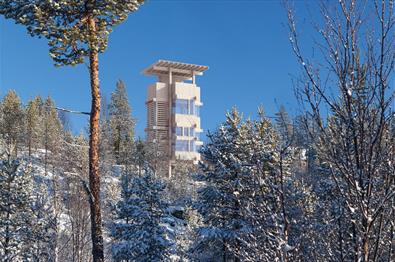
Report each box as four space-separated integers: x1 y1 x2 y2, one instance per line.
132 139 148 174
29 180 57 262
25 96 43 156
194 109 248 261
109 80 135 164
0 153 33 261
0 2 145 260
274 105 293 143
164 161 197 205
0 90 24 157
110 169 171 262
99 93 112 164
42 97 63 174
194 108 295 261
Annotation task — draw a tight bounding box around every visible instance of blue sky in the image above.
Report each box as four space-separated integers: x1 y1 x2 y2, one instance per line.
0 0 314 138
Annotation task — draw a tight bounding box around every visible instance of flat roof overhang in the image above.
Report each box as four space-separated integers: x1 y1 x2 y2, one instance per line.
143 60 209 77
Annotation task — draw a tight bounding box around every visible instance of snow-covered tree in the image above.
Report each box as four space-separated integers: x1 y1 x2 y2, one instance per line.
0 2 146 259
164 161 198 205
25 96 43 156
175 206 203 261
0 153 33 261
59 134 92 262
287 0 395 260
108 80 135 165
0 90 24 157
42 97 63 174
110 169 171 262
194 108 294 261
29 178 57 262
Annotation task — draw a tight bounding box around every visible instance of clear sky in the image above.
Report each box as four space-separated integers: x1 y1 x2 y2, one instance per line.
0 0 314 138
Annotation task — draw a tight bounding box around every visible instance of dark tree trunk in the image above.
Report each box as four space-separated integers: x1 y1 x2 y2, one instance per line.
279 154 289 262
222 239 227 262
28 132 32 156
87 16 104 262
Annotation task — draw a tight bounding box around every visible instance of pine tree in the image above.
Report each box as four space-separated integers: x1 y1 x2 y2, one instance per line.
0 90 24 157
25 96 42 156
110 169 171 262
109 80 135 164
0 153 34 261
0 3 145 260
42 97 63 174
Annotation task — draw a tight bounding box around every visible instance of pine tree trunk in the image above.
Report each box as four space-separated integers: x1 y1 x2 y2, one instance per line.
53 170 59 262
87 16 104 262
28 133 32 157
363 237 369 262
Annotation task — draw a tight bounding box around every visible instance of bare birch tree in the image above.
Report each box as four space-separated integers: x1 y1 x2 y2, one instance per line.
287 0 395 260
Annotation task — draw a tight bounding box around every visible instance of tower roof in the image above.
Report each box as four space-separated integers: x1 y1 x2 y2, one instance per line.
143 60 209 77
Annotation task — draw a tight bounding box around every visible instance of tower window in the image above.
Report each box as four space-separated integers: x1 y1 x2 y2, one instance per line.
175 127 183 136
173 99 200 116
173 99 189 114
175 140 189 152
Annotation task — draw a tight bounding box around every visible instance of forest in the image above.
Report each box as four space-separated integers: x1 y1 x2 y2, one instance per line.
0 0 394 261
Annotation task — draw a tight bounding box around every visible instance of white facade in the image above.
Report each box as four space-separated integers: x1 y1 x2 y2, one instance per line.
143 60 208 166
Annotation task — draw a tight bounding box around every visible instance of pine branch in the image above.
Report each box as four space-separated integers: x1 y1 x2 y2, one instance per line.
45 105 90 115
54 107 90 115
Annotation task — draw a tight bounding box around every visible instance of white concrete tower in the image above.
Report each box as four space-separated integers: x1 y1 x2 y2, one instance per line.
143 60 208 174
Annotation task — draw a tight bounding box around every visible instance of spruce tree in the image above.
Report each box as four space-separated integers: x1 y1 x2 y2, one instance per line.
109 80 135 164
110 169 171 262
0 2 145 260
195 109 253 261
274 105 293 143
0 153 34 261
195 108 294 261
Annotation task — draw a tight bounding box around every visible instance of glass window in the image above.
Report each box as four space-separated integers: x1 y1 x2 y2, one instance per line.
190 141 202 152
195 105 200 117
183 127 189 136
189 128 195 137
175 140 189 152
195 131 200 140
190 100 195 115
175 127 183 136
174 99 189 114
173 99 201 116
